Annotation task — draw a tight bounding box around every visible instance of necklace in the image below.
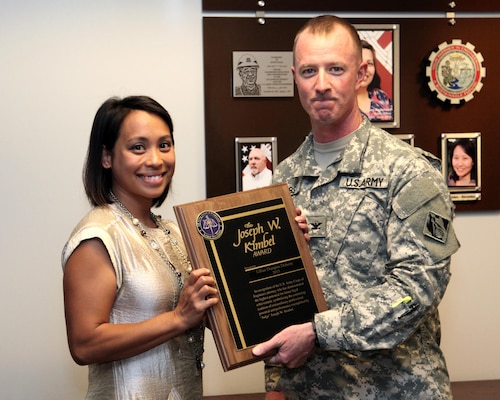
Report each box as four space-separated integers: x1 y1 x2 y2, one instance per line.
109 192 205 372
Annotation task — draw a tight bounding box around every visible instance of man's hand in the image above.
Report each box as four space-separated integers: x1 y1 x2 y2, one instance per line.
252 322 316 368
295 207 310 243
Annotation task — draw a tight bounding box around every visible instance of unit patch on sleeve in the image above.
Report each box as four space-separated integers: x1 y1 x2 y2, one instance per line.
423 211 450 244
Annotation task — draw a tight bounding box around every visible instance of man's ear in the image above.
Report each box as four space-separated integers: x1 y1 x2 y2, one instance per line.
355 61 368 90
101 147 112 169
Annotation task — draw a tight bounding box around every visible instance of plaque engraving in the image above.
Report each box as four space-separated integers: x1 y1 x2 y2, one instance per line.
174 183 327 370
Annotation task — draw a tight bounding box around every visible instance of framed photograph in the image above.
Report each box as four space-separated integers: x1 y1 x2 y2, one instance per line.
441 132 482 201
394 133 414 146
355 24 400 129
235 137 277 192
232 51 294 98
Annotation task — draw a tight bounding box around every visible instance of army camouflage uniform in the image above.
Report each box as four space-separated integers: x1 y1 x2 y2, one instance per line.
267 117 460 399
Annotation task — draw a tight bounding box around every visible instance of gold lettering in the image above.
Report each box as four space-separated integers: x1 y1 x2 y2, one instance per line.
233 222 265 247
243 232 276 253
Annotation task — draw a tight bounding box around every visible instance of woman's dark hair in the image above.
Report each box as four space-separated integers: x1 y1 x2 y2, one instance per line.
83 95 174 208
361 40 382 91
448 138 477 182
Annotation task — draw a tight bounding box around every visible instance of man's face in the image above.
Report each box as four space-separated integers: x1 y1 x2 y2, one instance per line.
292 27 365 129
248 148 267 176
239 66 258 86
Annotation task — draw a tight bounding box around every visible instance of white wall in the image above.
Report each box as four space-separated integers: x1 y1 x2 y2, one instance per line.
0 1 498 398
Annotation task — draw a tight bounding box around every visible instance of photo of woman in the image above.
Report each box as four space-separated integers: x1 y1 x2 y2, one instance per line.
447 138 478 187
357 39 394 122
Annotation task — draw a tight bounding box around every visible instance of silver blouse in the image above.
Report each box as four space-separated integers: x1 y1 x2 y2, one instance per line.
62 204 204 400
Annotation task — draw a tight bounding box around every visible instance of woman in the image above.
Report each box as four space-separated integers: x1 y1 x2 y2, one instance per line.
62 95 219 399
448 138 477 186
357 39 394 121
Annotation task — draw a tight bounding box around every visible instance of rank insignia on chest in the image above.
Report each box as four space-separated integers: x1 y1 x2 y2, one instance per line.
308 216 327 238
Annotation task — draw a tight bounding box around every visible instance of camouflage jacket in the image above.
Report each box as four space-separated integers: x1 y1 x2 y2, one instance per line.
266 118 460 399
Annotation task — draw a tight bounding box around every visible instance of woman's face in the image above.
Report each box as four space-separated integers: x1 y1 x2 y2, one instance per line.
360 48 376 88
102 110 175 205
452 144 474 181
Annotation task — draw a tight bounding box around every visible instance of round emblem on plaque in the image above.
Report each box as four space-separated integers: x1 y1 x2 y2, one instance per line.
426 39 486 104
196 210 224 240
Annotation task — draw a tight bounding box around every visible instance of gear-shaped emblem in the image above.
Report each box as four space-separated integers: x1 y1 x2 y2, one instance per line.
426 39 486 104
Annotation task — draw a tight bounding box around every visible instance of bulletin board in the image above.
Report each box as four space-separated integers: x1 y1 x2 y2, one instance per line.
203 11 500 212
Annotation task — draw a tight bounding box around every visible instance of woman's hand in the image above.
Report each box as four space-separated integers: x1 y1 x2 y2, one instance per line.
173 268 219 331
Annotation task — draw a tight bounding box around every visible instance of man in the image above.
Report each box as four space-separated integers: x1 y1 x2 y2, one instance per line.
242 147 272 190
252 15 460 399
235 53 261 96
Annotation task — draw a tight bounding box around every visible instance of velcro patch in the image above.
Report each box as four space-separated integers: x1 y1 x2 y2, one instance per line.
423 211 450 244
308 216 327 238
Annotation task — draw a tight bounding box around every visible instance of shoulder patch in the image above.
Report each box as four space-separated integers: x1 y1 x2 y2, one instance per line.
393 173 460 262
423 211 450 244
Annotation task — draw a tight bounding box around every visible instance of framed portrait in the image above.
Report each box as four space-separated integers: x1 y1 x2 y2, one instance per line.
235 137 277 192
394 133 414 146
355 24 400 129
232 51 294 98
441 132 482 201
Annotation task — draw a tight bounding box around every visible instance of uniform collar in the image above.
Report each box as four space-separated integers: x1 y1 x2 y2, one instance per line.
293 117 370 178
337 117 370 175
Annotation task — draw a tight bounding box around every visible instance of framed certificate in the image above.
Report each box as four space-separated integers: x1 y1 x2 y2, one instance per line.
173 183 327 370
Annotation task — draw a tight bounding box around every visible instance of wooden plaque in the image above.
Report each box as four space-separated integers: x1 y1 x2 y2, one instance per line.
173 183 327 371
